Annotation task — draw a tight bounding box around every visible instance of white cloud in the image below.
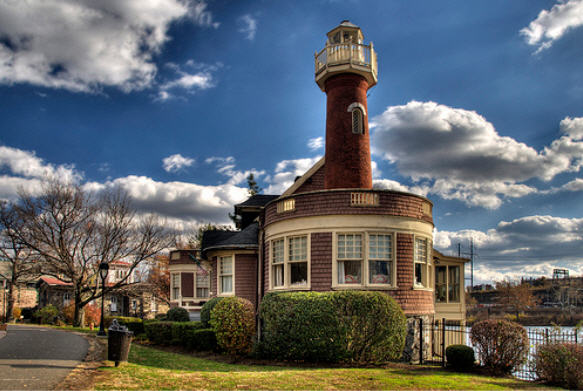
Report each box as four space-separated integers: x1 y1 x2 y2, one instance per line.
0 0 216 92
84 175 247 225
373 179 412 193
205 156 265 186
264 157 322 194
308 137 324 151
162 154 195 173
434 215 583 283
157 61 220 100
238 14 258 41
0 145 81 182
521 0 583 53
371 101 583 208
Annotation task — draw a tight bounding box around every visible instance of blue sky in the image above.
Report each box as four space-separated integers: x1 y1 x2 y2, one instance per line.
1 0 582 283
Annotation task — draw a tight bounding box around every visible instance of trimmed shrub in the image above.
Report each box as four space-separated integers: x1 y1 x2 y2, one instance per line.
144 321 174 345
535 343 583 389
259 291 407 363
12 306 22 321
171 321 205 345
470 319 528 374
446 344 475 371
34 305 59 325
185 329 217 351
166 307 190 322
104 316 144 335
200 297 223 327
210 297 256 356
333 291 406 363
259 291 346 362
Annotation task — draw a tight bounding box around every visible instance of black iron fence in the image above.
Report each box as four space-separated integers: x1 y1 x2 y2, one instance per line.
425 318 581 381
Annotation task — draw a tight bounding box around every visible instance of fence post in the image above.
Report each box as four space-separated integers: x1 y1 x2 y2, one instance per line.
419 318 423 365
441 318 446 367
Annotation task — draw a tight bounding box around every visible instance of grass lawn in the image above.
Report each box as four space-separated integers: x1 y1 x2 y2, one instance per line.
94 344 551 390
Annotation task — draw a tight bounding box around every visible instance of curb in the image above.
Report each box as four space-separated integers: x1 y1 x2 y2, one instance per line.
0 330 6 339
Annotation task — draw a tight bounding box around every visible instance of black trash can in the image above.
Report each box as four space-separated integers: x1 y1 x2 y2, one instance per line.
107 319 133 366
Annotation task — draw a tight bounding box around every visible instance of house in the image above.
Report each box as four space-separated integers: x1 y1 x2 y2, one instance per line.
1 260 38 320
37 260 168 320
169 21 469 360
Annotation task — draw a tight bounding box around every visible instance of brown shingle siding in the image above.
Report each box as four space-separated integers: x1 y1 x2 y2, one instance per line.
311 232 332 291
235 254 258 308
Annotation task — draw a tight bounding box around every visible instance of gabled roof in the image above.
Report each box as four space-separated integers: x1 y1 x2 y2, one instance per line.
201 222 259 255
38 276 73 286
281 157 325 197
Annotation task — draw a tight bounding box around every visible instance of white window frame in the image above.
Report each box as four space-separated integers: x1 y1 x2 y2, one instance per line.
270 235 310 290
171 273 180 301
333 231 397 288
435 264 461 303
196 269 210 299
217 255 235 296
414 236 431 289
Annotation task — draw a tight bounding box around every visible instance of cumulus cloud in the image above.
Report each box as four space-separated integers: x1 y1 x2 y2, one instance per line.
521 0 583 53
308 137 324 151
84 175 247 225
205 156 265 186
238 14 258 41
264 157 322 194
434 215 583 283
162 154 195 173
0 0 216 93
157 61 220 100
371 101 583 208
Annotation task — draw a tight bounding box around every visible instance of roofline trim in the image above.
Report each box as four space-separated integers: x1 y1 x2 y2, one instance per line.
281 156 325 197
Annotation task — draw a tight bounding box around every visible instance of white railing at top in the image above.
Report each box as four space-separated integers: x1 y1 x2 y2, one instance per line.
315 43 377 76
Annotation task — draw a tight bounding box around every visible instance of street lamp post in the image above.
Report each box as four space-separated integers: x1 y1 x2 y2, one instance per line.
97 262 109 337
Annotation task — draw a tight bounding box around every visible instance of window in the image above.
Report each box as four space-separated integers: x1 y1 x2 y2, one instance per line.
272 239 284 288
435 265 461 303
110 296 117 312
368 234 392 285
196 271 210 298
352 108 364 134
335 232 394 287
289 236 308 286
277 198 295 213
171 273 180 300
337 234 362 284
414 237 429 287
218 256 234 295
63 292 71 307
270 236 308 289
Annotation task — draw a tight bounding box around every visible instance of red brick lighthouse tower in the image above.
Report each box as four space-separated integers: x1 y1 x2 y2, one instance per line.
315 21 378 189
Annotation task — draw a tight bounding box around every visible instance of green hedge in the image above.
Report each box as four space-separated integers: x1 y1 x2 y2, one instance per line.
104 316 144 335
210 297 256 356
171 321 205 345
185 328 218 351
200 297 223 327
166 307 190 322
258 291 406 363
144 321 174 345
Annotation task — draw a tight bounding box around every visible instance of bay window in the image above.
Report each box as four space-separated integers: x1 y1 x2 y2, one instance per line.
171 273 180 300
335 232 394 287
270 235 309 289
196 271 210 298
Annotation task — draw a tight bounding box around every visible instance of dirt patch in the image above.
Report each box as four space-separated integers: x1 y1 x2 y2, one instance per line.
55 334 108 390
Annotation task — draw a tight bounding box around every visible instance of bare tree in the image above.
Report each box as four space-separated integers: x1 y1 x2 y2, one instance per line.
0 201 37 322
15 181 171 326
495 279 537 321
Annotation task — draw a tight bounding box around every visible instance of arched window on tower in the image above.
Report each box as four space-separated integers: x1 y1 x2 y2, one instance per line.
352 107 364 134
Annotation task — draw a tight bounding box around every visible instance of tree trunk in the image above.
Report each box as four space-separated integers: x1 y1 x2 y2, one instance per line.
6 282 15 323
73 289 84 327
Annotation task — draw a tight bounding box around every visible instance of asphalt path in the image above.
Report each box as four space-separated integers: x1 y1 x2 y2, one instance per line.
0 325 89 390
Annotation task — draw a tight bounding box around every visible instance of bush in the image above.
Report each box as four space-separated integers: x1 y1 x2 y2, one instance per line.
166 307 190 322
171 321 204 345
333 291 406 363
34 305 59 325
84 303 101 327
446 344 475 371
259 291 407 363
535 343 583 389
12 306 22 321
210 297 256 356
200 297 223 327
185 328 217 351
104 316 144 335
470 319 528 374
144 321 174 345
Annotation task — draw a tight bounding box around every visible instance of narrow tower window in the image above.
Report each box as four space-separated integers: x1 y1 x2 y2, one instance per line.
352 108 363 134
